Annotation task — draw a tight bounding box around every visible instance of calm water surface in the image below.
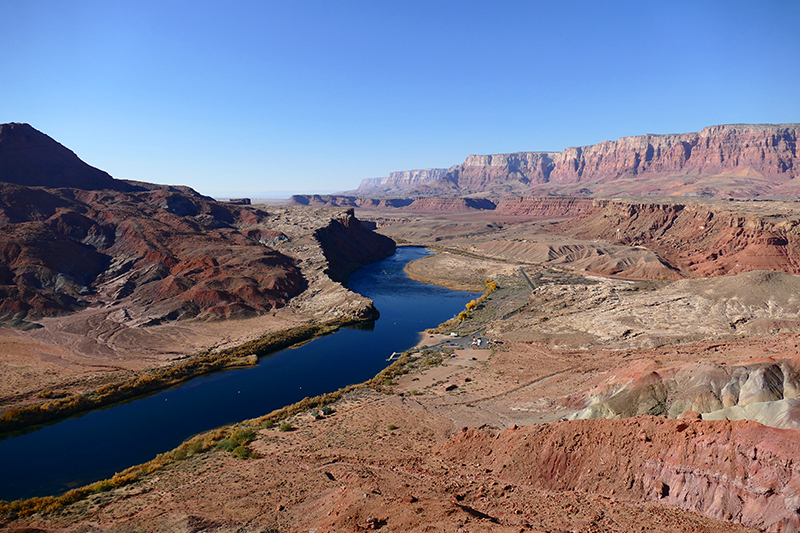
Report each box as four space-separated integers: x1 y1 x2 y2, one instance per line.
0 247 478 501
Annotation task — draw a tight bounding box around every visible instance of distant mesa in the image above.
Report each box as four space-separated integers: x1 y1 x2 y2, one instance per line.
287 194 414 209
355 168 450 196
352 123 800 200
286 194 496 212
226 198 251 205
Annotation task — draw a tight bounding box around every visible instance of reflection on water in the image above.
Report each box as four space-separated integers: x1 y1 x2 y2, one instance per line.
0 247 479 501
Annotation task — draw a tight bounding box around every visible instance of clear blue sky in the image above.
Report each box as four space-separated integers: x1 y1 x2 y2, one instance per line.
2 1 798 197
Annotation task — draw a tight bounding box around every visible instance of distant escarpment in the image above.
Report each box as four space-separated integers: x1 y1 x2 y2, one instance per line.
358 124 800 199
403 197 496 212
288 195 496 212
287 194 413 209
355 168 449 195
495 196 597 217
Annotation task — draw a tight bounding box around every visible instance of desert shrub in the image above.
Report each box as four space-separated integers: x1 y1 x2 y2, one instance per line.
187 440 205 455
94 480 113 492
231 428 256 445
215 438 238 452
232 445 251 459
387 424 398 431
173 449 188 461
262 419 275 429
279 422 293 432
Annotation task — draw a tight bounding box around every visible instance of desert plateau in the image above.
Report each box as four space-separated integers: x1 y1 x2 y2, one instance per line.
4 122 800 533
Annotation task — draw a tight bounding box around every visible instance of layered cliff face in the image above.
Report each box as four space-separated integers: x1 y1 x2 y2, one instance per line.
403 197 496 212
542 124 799 196
495 196 597 217
356 168 449 195
548 198 800 277
363 124 799 198
435 152 557 195
287 194 413 209
0 125 398 327
441 417 800 532
0 183 307 325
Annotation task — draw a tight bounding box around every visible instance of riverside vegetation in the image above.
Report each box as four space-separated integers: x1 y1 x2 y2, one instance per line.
0 346 439 519
0 320 361 433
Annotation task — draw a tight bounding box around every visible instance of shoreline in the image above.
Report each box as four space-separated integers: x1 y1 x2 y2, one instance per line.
0 318 365 435
0 333 431 515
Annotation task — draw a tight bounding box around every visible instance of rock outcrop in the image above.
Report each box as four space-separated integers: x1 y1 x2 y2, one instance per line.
0 183 306 324
403 197 496 212
550 198 800 277
569 356 800 428
287 194 413 209
495 196 597 217
0 126 398 327
441 418 800 532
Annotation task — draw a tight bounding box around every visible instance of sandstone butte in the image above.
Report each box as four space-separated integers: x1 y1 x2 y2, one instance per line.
4 122 800 532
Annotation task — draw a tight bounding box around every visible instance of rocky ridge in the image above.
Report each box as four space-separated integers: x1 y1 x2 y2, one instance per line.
0 125 396 415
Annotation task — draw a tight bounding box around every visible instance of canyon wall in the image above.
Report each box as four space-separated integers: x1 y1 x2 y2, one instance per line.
356 168 449 195
363 124 800 198
313 209 396 284
495 196 597 217
550 198 800 277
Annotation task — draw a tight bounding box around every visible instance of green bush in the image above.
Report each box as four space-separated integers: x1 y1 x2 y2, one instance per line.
232 446 251 459
231 428 256 445
187 440 205 455
279 422 293 432
215 439 238 452
262 419 275 429
387 424 398 431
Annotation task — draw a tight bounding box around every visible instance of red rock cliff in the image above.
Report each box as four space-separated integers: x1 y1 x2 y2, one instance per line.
551 198 800 277
439 417 800 532
404 124 800 198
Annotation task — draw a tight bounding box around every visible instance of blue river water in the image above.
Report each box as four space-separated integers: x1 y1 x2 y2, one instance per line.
0 246 479 502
